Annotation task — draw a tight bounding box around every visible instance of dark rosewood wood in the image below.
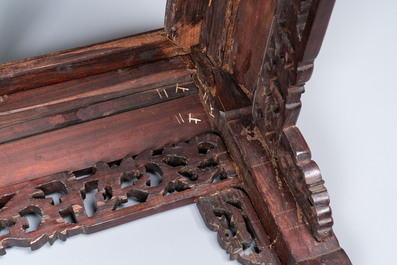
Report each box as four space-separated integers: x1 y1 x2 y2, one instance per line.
197 188 281 265
165 0 209 49
278 126 332 241
0 55 194 127
192 74 349 263
0 29 188 96
0 133 240 255
0 95 211 187
0 55 196 144
0 0 351 264
172 0 350 263
249 0 337 243
200 0 277 95
190 46 251 112
224 119 348 264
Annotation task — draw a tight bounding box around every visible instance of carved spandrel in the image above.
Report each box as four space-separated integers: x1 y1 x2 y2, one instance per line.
0 133 238 255
197 189 281 265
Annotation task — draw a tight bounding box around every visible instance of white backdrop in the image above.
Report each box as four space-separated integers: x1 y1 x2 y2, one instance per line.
1 1 396 264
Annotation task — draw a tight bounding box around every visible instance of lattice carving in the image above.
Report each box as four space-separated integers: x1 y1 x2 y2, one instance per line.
0 133 238 255
197 188 281 265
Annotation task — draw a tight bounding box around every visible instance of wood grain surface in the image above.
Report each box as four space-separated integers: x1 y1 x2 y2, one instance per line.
0 95 211 187
0 0 351 263
0 29 187 95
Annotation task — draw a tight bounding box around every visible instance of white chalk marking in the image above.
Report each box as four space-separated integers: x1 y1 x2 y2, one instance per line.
175 115 181 124
156 89 163 99
209 104 215 118
163 89 169 98
189 113 201 124
178 113 185 123
176 84 189 93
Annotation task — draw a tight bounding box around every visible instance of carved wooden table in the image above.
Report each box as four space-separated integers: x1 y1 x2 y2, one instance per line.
0 0 351 264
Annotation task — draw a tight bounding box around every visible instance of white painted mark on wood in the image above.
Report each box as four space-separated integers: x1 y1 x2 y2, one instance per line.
209 104 215 118
175 115 181 124
176 84 189 93
163 89 169 98
157 89 169 99
189 113 201 124
203 91 210 103
157 89 163 99
178 113 185 123
175 113 185 124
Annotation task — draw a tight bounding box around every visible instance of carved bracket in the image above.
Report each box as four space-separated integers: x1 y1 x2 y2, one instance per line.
197 188 281 265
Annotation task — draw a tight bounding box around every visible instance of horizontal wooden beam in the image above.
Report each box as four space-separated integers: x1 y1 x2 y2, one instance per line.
0 29 188 96
0 95 212 187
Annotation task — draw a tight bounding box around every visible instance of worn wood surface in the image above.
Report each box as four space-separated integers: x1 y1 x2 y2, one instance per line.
191 46 251 112
0 0 351 263
0 56 196 144
0 81 197 145
0 95 212 187
197 188 281 265
181 0 341 244
0 133 240 255
200 0 277 94
278 126 333 240
165 0 209 49
186 0 349 257
0 29 187 96
249 0 337 242
0 55 194 125
198 105 350 264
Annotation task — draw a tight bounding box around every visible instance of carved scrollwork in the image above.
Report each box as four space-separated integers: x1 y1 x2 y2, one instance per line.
0 133 238 255
253 0 314 137
197 188 281 265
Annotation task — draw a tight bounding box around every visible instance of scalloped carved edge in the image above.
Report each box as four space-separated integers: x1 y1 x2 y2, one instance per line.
278 126 333 241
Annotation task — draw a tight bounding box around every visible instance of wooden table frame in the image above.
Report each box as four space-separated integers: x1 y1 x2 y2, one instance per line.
0 1 351 264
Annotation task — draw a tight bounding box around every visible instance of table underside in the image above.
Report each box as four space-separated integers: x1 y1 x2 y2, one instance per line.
0 29 350 264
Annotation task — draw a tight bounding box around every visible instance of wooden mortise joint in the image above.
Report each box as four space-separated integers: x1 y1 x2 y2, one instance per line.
179 0 337 243
0 0 351 263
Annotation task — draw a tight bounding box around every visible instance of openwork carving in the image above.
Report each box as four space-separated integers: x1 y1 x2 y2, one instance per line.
197 188 281 265
0 133 238 255
278 126 332 241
